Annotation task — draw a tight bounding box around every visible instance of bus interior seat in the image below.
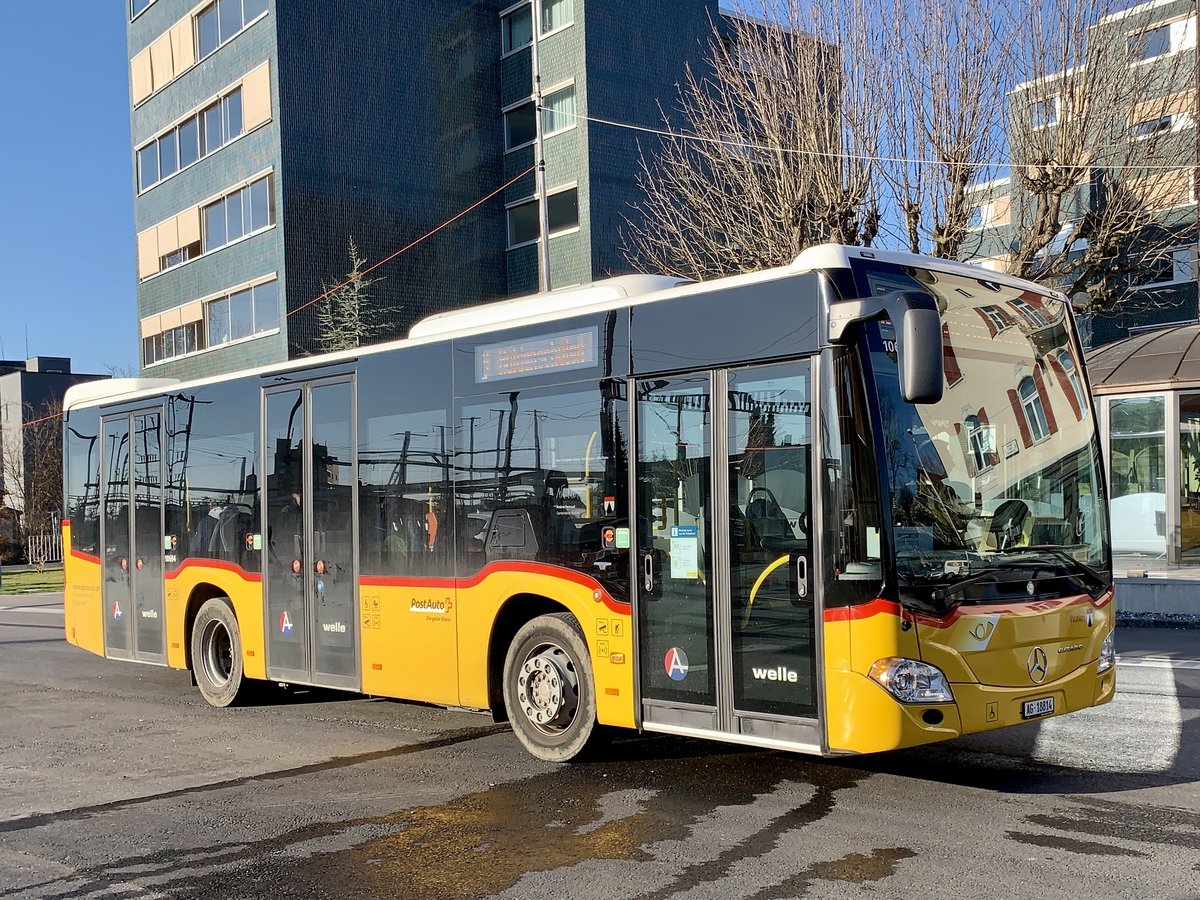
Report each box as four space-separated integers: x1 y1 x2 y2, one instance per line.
988 499 1032 550
745 486 793 546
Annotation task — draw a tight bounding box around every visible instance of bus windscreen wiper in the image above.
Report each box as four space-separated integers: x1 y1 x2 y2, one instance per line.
993 547 1108 595
922 561 1047 600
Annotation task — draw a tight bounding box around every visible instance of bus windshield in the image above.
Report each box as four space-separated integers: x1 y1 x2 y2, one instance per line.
857 262 1111 613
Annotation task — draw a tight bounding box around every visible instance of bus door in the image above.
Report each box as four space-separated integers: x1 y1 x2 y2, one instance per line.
263 379 359 691
634 360 820 749
99 407 166 664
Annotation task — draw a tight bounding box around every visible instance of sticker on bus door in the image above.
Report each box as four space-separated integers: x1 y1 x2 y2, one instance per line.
670 526 699 579
664 647 689 681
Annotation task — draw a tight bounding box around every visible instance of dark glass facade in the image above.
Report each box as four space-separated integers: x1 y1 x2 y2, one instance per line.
275 0 508 357
130 1 729 379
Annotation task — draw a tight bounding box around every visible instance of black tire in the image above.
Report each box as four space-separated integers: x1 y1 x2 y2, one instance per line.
191 597 251 708
502 612 601 762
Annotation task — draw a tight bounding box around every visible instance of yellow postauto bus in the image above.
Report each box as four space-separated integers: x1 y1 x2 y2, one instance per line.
63 245 1115 761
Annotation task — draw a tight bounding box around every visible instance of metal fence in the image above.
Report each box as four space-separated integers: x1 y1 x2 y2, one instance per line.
26 533 63 565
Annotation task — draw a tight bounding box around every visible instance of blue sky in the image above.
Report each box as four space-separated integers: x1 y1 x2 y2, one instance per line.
0 4 137 375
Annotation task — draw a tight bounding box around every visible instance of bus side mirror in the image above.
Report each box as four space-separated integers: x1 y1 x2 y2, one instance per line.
828 290 944 405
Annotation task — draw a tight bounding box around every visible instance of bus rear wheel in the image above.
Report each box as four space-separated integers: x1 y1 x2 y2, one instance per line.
503 613 601 762
191 597 251 708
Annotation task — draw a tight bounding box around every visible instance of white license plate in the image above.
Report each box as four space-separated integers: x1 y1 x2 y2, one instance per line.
1022 697 1055 719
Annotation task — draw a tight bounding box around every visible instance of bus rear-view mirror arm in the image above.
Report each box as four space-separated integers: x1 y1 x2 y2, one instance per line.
828 290 944 405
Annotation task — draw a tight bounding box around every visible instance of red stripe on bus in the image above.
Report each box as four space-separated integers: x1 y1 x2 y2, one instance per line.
70 549 100 565
164 558 263 583
822 592 1107 628
822 598 902 622
360 561 631 615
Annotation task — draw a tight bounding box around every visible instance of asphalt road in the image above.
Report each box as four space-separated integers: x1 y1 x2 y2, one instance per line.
1 594 1198 899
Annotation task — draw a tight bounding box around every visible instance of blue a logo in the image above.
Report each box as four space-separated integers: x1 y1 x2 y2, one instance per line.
112 601 122 621
280 610 294 635
664 646 689 681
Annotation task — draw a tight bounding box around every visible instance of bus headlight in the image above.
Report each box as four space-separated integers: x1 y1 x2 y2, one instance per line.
868 658 954 704
1097 631 1115 674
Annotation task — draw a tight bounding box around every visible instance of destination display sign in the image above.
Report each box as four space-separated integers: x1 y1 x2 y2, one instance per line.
475 326 598 383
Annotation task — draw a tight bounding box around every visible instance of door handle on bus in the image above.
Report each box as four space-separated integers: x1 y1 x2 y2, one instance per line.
644 552 654 594
796 556 808 600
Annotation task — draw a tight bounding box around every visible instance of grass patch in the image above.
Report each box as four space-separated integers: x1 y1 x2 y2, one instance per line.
0 567 65 595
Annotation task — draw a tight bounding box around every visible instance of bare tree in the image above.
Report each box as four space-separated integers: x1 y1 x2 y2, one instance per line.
879 0 1013 258
624 0 1194 326
315 237 389 353
975 0 1197 313
622 0 884 280
0 400 64 565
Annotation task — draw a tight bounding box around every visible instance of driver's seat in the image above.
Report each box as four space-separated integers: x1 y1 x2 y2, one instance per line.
745 488 792 547
988 499 1032 550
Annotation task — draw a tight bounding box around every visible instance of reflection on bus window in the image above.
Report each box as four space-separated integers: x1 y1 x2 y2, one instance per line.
455 381 629 601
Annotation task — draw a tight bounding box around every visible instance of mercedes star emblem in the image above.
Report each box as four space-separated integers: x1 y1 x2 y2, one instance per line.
1027 646 1049 684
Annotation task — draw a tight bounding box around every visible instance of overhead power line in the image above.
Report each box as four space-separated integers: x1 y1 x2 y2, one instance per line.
18 166 538 433
552 107 1197 173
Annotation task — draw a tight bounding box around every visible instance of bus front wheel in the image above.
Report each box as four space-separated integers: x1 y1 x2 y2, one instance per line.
191 597 250 708
503 613 601 762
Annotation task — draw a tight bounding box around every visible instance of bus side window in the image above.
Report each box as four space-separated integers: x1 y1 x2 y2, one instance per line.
455 380 629 601
357 349 453 579
165 381 260 573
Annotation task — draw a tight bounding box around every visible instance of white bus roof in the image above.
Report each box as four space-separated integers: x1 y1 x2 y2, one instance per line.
64 244 1055 413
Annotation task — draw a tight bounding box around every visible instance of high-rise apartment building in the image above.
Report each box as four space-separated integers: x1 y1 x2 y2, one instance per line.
127 0 723 379
960 0 1197 348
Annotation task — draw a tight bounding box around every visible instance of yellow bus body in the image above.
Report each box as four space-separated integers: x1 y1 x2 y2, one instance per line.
66 521 1111 755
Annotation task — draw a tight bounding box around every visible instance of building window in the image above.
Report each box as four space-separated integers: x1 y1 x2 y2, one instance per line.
144 321 204 367
196 0 269 61
967 200 996 230
137 144 159 192
965 414 993 473
541 0 574 33
1130 247 1197 289
547 186 579 234
507 198 539 247
179 117 200 168
1019 376 1049 442
1128 16 1196 63
1130 110 1194 140
130 0 157 18
1056 350 1087 414
158 130 178 181
506 187 580 248
980 305 1014 333
202 174 273 253
504 102 536 150
160 241 201 272
1010 297 1048 327
137 87 247 192
205 279 280 349
542 83 576 136
501 4 533 54
1030 96 1059 128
